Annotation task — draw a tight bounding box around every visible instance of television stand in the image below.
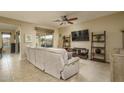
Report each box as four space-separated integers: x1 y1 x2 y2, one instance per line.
72 48 89 59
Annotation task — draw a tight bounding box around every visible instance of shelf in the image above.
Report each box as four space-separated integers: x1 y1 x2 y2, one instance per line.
65 37 70 38
92 58 105 62
92 46 105 49
63 36 71 48
93 34 104 37
91 31 106 63
92 53 105 56
92 40 105 43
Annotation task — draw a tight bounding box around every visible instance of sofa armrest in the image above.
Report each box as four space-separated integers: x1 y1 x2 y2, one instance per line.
68 57 80 65
67 52 73 59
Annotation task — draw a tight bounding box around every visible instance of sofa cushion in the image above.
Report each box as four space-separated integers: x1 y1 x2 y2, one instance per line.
67 52 72 59
46 48 68 64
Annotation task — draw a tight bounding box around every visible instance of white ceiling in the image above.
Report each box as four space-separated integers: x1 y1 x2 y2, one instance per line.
0 11 118 28
0 23 17 30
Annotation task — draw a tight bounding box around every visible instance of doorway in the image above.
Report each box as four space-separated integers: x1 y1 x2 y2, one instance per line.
2 33 11 53
0 23 20 56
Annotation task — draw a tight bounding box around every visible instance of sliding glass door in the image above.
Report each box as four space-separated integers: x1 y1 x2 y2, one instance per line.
36 32 53 47
45 34 53 47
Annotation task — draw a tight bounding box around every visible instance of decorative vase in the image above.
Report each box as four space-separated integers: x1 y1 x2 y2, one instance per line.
95 48 101 54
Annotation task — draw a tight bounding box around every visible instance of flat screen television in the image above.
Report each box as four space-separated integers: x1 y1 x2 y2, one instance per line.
71 29 89 41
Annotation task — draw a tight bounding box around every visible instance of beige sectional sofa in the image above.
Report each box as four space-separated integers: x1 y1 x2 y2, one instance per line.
25 47 79 80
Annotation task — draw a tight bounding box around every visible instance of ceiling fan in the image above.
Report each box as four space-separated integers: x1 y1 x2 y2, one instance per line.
54 15 78 25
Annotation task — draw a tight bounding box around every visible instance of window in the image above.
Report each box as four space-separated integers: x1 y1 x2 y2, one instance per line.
2 34 10 38
2 34 11 48
36 28 54 47
36 34 53 47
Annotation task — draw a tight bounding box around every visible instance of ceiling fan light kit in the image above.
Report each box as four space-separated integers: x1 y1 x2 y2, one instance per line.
54 15 78 25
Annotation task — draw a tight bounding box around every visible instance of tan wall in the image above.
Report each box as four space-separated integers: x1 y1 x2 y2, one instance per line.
53 29 59 48
58 12 124 62
0 32 2 48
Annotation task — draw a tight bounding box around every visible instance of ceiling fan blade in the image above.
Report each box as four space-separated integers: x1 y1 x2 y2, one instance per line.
60 22 63 25
68 21 73 24
53 19 61 22
68 17 78 21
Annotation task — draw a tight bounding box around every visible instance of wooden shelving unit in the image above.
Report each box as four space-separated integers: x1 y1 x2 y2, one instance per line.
63 36 71 48
91 31 106 62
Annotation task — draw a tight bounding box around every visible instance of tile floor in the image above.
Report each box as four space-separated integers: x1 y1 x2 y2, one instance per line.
0 53 111 82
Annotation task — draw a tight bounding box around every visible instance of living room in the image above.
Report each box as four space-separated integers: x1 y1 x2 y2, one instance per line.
1 0 124 93
0 11 123 82
58 12 124 63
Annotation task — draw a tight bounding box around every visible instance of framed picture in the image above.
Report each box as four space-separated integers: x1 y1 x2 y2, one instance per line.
25 34 33 43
